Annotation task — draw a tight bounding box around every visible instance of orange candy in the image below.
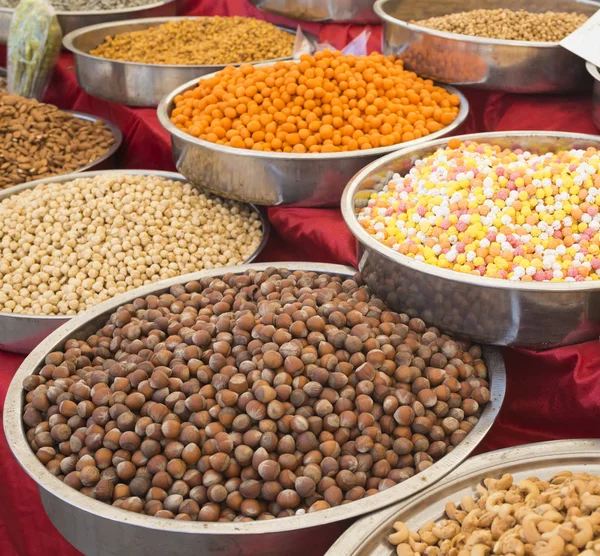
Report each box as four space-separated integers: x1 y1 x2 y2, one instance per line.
171 51 461 153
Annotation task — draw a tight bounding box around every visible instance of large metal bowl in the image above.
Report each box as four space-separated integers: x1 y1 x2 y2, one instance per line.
327 439 600 555
248 0 379 24
4 262 506 556
587 62 600 131
342 131 600 349
0 170 268 355
157 74 469 207
0 0 177 44
63 19 305 107
375 0 598 93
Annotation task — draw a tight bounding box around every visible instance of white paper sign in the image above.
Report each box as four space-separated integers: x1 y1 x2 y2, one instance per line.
560 9 600 68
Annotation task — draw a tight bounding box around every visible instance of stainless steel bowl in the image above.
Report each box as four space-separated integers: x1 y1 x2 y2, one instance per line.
63 19 305 107
342 131 600 349
327 439 600 555
0 170 268 355
4 261 505 556
0 0 176 44
248 0 378 24
375 0 598 93
157 75 469 207
587 62 600 131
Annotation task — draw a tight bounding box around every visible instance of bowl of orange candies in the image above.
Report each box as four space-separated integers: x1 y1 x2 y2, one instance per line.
158 50 469 206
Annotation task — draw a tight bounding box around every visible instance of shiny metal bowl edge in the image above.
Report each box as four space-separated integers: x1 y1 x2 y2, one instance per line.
0 0 177 44
248 0 379 24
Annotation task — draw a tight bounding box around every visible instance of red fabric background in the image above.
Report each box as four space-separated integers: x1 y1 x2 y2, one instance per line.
1 1 600 554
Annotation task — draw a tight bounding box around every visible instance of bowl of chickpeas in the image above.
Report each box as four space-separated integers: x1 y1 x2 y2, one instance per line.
157 51 469 207
0 170 268 354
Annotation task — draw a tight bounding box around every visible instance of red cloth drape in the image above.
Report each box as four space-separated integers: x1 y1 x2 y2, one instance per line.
1 1 600 555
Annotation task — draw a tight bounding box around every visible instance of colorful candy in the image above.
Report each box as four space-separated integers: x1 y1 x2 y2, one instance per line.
357 139 600 282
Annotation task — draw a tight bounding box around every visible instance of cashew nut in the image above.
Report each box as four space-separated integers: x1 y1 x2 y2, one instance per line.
470 544 490 556
445 502 467 523
484 473 513 493
572 517 593 548
394 543 413 556
580 492 600 512
522 514 543 544
389 522 410 545
532 535 565 556
408 532 427 553
485 492 506 513
432 521 460 540
490 515 515 539
518 479 541 502
460 495 477 513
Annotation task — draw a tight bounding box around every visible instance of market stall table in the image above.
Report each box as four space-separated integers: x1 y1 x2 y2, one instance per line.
1 1 600 555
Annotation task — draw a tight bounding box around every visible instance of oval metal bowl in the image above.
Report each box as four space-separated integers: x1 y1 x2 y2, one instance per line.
157 74 469 207
327 438 600 555
4 261 505 556
0 170 268 355
63 19 306 107
342 131 600 349
248 0 378 24
374 0 598 94
587 62 600 131
0 0 177 44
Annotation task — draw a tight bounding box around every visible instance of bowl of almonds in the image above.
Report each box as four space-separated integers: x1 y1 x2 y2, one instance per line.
0 93 122 189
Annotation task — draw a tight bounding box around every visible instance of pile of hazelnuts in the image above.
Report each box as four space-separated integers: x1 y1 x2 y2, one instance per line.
21 268 491 522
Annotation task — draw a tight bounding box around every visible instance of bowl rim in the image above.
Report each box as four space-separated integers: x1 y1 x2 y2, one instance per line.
373 0 599 49
156 66 470 160
325 438 600 555
0 0 175 17
62 18 306 70
0 169 269 322
341 130 600 293
586 61 600 81
4 262 506 536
